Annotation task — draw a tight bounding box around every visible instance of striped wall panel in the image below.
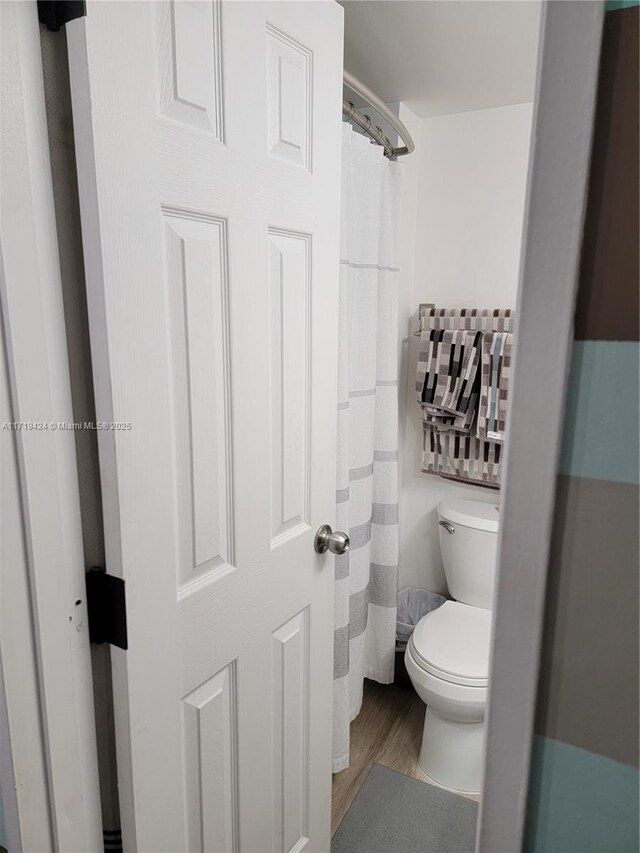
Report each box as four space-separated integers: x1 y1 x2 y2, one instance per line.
525 5 640 851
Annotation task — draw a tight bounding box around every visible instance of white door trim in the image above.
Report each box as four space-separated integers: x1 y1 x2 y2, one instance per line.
0 3 102 850
477 3 605 851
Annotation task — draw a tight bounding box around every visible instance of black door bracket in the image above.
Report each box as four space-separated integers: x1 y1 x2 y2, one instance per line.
37 1 86 32
86 567 128 650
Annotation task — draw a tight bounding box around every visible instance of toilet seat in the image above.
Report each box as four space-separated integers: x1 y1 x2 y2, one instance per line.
410 601 492 687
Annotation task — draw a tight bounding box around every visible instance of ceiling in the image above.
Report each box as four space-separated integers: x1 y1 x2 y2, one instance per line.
340 1 542 119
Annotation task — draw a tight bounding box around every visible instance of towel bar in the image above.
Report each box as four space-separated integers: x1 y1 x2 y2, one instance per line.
412 302 436 336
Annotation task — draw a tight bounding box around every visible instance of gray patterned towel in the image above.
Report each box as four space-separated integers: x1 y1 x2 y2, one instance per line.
416 307 515 489
416 329 482 434
477 332 513 444
422 427 503 487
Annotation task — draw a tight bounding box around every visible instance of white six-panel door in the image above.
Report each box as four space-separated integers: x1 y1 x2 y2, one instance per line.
67 2 343 850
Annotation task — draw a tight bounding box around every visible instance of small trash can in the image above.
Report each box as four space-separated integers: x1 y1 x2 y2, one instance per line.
396 587 446 651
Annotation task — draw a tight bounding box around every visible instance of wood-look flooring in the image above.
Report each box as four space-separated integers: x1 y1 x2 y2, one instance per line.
331 679 480 836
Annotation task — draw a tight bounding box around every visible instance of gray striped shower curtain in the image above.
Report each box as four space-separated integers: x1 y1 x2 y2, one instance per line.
333 124 403 772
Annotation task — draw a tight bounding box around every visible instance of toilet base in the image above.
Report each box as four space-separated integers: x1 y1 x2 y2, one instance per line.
419 707 485 794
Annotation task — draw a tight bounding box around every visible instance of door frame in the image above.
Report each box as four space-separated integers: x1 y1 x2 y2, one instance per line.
0 2 102 849
0 0 606 849
477 2 605 851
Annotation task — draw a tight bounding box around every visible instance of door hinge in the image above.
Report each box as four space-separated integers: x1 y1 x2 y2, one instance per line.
86 568 128 650
37 1 86 32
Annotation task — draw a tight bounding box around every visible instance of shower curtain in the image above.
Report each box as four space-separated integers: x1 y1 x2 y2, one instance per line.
333 124 403 772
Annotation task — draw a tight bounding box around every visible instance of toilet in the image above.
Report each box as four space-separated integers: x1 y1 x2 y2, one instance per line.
404 498 499 794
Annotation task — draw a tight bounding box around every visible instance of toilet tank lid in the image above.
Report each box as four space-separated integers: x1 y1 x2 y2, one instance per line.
438 498 500 533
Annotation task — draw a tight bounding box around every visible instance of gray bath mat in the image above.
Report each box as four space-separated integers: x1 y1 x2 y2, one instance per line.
332 763 478 853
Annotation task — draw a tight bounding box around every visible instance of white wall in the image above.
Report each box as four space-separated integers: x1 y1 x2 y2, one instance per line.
398 101 534 594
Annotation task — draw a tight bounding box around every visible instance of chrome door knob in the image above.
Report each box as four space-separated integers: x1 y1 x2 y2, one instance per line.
314 524 350 555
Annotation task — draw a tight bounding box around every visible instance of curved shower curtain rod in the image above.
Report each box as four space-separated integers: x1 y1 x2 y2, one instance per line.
343 69 415 159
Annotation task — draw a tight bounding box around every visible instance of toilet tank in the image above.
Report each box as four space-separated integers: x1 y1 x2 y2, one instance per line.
437 498 499 610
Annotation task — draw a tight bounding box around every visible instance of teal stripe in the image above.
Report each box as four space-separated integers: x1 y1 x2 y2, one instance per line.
526 735 640 853
559 341 639 484
606 0 640 10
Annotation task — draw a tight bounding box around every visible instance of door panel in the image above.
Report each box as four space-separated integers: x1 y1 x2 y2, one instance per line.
67 1 343 850
163 209 233 584
156 0 225 137
181 661 238 853
271 607 309 853
266 25 312 169
268 229 311 545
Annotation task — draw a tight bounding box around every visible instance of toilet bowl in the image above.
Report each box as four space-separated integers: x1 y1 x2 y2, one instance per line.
405 498 498 794
405 601 491 793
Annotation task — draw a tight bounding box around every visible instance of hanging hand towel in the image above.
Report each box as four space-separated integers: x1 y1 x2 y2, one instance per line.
476 332 513 444
423 428 503 487
416 329 482 434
